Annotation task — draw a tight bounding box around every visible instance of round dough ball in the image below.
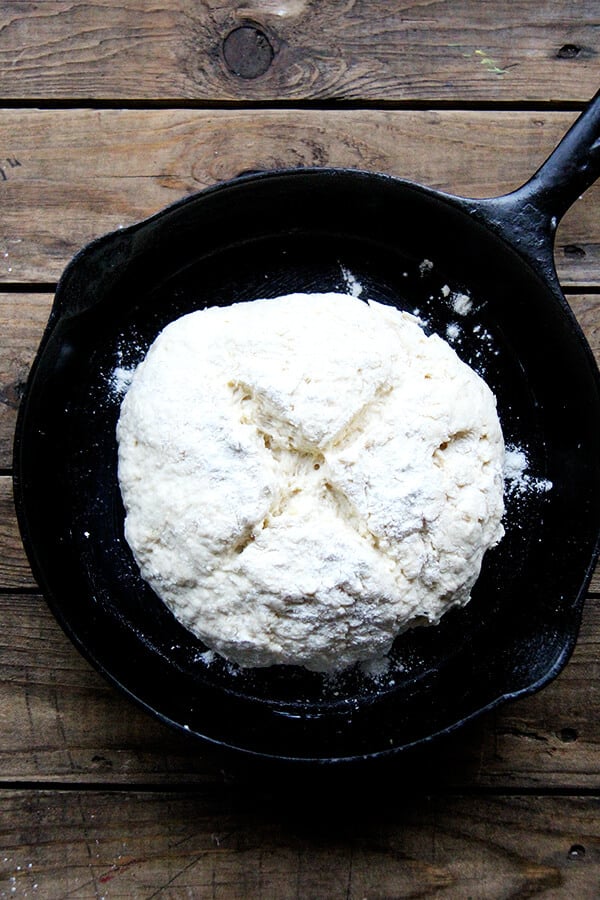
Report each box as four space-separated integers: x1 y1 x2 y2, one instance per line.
117 292 505 672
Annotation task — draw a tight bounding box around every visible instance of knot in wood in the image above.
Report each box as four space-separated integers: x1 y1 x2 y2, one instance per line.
556 44 581 59
223 25 274 79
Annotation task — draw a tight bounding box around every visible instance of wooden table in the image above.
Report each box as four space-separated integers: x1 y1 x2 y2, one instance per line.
1 2 600 896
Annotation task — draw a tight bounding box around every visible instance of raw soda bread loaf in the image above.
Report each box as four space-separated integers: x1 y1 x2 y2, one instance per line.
117 292 505 672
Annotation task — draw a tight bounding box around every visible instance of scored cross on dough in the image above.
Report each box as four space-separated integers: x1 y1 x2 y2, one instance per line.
228 375 394 555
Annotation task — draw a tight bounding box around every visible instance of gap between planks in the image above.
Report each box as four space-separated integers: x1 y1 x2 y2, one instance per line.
0 99 594 112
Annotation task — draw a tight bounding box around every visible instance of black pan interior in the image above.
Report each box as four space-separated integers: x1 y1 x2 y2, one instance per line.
14 169 600 762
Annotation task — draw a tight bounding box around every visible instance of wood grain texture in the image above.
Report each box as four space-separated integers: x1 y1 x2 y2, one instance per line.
0 477 34 589
1 590 599 788
0 0 598 102
0 293 52 467
1 790 599 898
0 109 598 284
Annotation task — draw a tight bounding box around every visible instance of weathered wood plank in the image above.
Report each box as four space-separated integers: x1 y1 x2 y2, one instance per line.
570 295 600 355
0 109 598 284
1 591 599 788
0 0 598 102
1 790 599 898
0 293 52 468
0 593 216 785
0 477 34 588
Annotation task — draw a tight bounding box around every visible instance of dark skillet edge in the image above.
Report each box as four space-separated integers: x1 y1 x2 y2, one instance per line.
109 625 591 772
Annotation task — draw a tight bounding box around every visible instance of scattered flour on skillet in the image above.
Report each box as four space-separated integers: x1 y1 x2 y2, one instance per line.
110 366 135 397
339 264 364 297
108 339 147 399
504 445 553 497
116 292 506 673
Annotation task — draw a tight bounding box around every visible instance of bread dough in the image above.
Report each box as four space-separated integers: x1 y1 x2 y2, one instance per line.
117 292 505 672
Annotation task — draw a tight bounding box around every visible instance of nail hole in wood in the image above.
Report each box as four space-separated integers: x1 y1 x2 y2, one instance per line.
563 244 586 258
0 379 26 410
557 44 581 59
223 26 274 79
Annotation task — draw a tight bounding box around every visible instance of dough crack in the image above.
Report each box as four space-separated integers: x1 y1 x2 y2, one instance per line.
229 378 390 558
322 479 387 556
326 381 394 452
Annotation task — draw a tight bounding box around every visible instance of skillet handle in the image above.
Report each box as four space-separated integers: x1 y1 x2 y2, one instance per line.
521 88 600 222
467 90 600 283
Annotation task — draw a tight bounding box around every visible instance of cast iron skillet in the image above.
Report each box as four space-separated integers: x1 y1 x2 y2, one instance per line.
13 92 600 766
